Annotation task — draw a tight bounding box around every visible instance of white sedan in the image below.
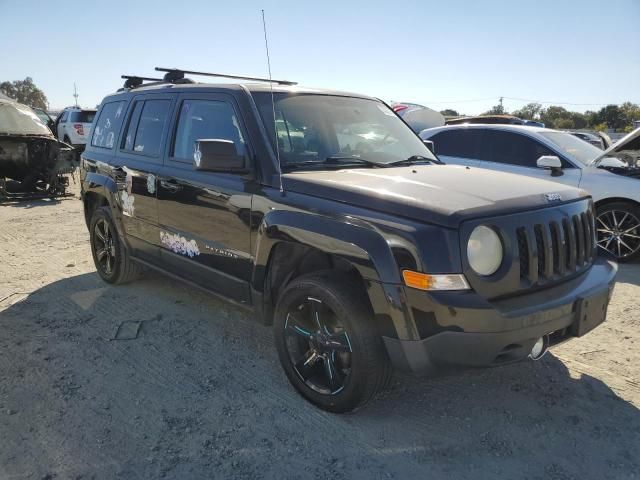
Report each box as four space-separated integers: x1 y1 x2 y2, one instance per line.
420 124 640 261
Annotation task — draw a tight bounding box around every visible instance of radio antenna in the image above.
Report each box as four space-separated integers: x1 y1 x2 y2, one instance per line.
261 9 284 193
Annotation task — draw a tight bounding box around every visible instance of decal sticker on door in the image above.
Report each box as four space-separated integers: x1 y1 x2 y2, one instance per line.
120 170 135 217
160 231 200 258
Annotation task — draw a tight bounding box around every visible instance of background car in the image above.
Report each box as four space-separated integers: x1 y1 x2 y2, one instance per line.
54 107 96 150
570 131 604 149
420 124 640 261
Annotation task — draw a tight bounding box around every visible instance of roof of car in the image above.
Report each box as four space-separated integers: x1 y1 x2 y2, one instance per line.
104 81 377 102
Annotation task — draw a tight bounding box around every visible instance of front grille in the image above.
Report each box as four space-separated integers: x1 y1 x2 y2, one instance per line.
462 199 596 300
516 208 595 286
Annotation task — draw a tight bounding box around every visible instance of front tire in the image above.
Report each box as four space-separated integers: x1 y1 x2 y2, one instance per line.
89 206 141 284
596 202 640 262
274 272 391 413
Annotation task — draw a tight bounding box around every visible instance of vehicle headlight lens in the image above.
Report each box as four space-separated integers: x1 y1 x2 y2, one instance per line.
467 226 503 276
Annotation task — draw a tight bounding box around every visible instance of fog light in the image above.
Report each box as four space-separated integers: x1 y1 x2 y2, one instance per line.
529 336 549 360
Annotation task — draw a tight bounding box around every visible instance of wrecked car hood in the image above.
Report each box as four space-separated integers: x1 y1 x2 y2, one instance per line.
283 165 586 228
0 98 52 137
592 127 640 167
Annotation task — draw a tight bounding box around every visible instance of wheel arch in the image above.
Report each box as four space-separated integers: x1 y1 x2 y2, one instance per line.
251 210 403 332
82 172 118 227
594 196 640 210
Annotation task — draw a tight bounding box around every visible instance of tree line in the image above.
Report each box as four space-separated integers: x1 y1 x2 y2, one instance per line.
441 102 640 132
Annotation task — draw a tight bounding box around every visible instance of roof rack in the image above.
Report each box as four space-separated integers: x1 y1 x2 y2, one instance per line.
155 67 297 86
121 75 164 89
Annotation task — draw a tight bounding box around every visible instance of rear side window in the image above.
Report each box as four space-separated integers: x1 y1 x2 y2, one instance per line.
69 111 96 123
121 99 171 157
430 129 482 159
478 130 556 168
172 99 247 162
91 101 126 149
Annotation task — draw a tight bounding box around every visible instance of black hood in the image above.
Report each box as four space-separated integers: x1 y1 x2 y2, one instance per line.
283 164 587 228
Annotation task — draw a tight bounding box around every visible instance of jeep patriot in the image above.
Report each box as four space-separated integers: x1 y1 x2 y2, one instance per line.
80 69 617 412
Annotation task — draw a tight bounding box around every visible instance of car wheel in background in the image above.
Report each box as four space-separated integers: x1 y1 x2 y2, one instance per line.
596 201 640 262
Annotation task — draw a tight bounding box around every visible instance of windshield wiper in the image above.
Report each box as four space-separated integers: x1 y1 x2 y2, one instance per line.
388 155 440 166
282 156 389 171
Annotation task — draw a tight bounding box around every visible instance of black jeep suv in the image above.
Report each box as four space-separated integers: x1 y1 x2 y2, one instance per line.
81 69 617 412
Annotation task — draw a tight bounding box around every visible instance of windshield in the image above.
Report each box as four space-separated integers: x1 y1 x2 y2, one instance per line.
539 131 603 166
254 93 437 168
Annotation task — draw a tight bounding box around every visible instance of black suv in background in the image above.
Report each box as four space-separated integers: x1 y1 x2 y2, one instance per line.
80 69 617 412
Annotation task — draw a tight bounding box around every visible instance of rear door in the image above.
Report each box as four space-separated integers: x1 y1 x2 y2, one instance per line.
157 92 254 304
110 94 174 261
476 130 581 187
427 129 482 167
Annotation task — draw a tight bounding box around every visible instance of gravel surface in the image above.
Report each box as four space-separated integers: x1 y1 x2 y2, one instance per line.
1 185 639 479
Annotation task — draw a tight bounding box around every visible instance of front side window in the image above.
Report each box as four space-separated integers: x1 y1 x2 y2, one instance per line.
91 101 126 149
254 93 436 168
478 130 556 168
173 99 247 162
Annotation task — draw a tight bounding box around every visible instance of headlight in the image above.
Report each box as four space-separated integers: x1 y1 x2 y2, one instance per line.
467 226 503 276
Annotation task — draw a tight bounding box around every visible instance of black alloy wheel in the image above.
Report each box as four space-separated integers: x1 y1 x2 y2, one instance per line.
89 206 141 284
274 272 391 413
93 217 117 277
283 296 353 395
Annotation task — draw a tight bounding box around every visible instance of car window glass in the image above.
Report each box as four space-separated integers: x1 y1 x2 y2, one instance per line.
91 101 126 149
173 99 247 162
59 111 68 122
122 101 143 151
478 130 554 167
70 111 96 123
131 100 171 156
431 130 481 158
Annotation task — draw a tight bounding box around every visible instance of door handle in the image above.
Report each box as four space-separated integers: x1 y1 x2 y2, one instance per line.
160 179 182 193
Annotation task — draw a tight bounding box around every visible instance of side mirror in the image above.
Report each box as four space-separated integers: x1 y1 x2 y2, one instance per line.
423 139 435 154
536 155 563 176
193 139 246 172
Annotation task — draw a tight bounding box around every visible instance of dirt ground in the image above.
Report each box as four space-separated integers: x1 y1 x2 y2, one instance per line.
1 183 639 480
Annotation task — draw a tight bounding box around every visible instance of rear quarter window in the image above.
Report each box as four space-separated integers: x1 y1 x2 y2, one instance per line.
431 129 482 158
91 101 127 149
70 111 96 123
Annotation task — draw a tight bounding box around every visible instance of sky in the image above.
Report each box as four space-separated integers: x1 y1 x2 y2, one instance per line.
1 0 639 114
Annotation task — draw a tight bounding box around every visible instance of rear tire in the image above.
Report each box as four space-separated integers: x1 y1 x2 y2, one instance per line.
274 271 391 413
596 202 640 262
89 206 142 284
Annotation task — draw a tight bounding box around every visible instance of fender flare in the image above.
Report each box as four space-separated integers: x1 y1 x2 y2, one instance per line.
251 210 416 339
252 210 400 290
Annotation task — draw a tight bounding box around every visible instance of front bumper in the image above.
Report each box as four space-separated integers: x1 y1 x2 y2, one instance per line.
383 257 617 373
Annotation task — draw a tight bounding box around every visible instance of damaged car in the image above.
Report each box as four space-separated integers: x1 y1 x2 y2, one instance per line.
421 124 640 261
0 96 77 198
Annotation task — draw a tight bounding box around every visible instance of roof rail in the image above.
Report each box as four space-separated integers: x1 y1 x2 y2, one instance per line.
155 67 297 86
121 75 164 89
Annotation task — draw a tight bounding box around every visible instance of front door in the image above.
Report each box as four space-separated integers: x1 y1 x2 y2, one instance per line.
157 93 254 304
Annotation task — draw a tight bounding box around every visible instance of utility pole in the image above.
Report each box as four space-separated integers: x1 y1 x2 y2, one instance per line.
73 83 79 108
499 96 504 111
